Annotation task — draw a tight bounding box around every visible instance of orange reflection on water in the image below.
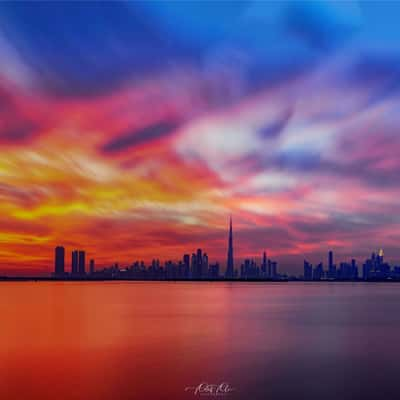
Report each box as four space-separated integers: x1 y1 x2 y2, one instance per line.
2 282 400 400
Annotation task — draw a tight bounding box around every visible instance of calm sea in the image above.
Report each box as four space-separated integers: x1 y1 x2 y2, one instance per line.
1 282 400 400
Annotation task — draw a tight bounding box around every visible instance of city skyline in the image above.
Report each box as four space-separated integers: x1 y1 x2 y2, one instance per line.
1 2 400 275
46 217 400 282
2 210 400 277
50 216 283 280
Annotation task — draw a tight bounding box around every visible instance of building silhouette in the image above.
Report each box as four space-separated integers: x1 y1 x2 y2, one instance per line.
49 219 400 283
54 246 65 276
363 249 389 280
89 259 95 274
328 250 336 279
313 262 324 280
202 252 209 278
196 248 203 278
304 260 312 280
78 250 86 275
262 251 267 275
209 262 220 279
271 261 278 278
225 215 234 278
191 253 197 279
241 258 259 279
183 254 190 278
72 250 78 275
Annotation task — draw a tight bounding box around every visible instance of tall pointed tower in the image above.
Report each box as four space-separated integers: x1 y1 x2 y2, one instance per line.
225 215 234 278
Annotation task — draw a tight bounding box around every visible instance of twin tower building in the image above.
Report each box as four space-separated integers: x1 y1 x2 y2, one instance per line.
54 246 94 276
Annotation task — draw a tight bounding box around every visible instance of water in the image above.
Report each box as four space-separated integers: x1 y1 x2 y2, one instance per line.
1 282 400 400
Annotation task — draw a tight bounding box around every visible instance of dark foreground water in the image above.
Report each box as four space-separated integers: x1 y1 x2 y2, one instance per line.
1 282 400 400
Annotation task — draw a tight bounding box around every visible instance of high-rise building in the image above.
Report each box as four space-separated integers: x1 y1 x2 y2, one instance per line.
54 246 65 276
183 254 190 278
241 258 260 279
78 250 86 275
225 216 234 278
351 259 358 279
261 251 267 275
209 262 220 279
271 261 277 279
89 259 95 275
362 250 388 280
304 260 312 280
202 253 209 278
378 248 384 265
196 248 203 278
191 253 197 279
338 262 351 279
71 250 78 275
328 250 336 279
363 259 372 280
313 263 324 280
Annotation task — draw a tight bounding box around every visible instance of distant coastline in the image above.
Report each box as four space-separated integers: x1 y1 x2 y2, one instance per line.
2 276 400 283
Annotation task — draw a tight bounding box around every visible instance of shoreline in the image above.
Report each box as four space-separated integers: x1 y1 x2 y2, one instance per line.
1 277 400 283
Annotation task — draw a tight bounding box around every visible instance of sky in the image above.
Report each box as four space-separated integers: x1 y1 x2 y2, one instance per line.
1 1 400 275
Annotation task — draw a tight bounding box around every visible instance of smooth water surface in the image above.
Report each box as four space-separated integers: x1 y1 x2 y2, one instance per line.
1 282 400 400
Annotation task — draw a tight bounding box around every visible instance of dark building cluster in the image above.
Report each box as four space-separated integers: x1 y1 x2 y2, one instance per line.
240 251 278 279
54 247 94 278
54 218 400 282
53 217 281 281
304 250 358 281
362 250 400 280
83 251 221 280
304 249 400 281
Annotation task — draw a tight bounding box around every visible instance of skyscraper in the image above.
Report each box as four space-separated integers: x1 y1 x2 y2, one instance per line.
196 248 203 278
328 250 336 279
225 215 234 278
304 260 312 281
271 261 278 278
202 253 209 278
89 259 95 275
71 250 78 275
313 262 324 280
183 254 190 278
78 250 86 275
378 248 384 265
261 251 267 275
191 253 197 279
54 246 65 276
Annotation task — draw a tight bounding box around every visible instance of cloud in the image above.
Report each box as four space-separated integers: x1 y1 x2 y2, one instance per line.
258 108 293 139
102 121 180 153
0 2 191 98
0 85 43 144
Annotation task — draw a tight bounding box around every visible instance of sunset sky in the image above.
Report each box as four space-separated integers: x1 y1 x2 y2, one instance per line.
1 1 400 275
